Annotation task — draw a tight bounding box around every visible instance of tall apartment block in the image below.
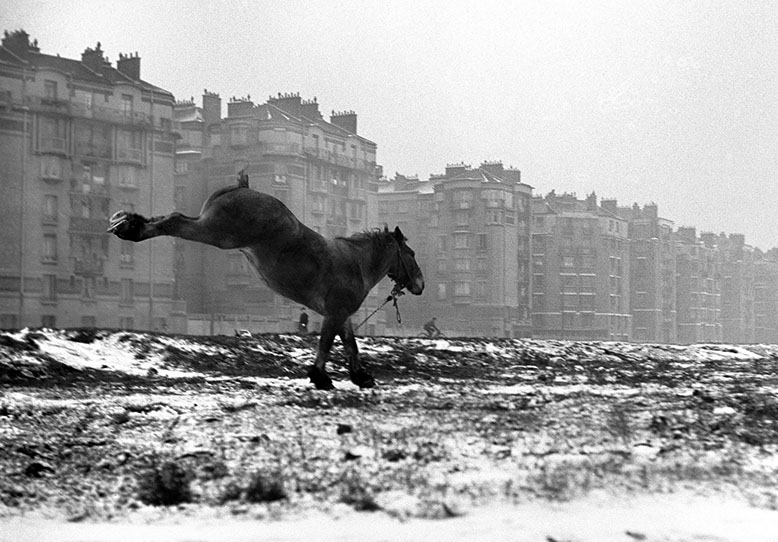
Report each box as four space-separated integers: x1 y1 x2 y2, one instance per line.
675 228 722 343
754 252 778 343
377 162 532 337
718 233 755 344
172 92 381 333
531 192 631 341
0 30 181 330
614 203 677 343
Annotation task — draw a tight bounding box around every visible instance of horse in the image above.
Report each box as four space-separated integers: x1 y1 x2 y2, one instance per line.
107 171 424 390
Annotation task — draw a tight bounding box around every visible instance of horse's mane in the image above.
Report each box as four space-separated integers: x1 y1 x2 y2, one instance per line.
337 226 394 249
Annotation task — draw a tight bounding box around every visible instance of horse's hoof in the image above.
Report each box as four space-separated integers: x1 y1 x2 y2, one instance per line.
350 371 375 389
107 211 145 241
307 367 334 390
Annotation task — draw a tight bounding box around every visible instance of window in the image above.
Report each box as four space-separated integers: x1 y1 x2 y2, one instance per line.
476 281 488 299
42 195 58 223
454 282 471 296
42 234 57 262
562 256 575 268
83 277 95 299
41 155 63 178
437 283 447 300
44 80 58 100
116 165 139 188
455 211 469 227
477 234 488 251
117 130 143 162
1 314 18 329
42 275 57 301
437 236 447 252
581 312 594 328
120 241 134 264
455 259 471 272
436 259 447 273
85 93 92 110
454 233 470 249
120 278 134 303
41 315 57 328
40 117 66 153
121 94 133 117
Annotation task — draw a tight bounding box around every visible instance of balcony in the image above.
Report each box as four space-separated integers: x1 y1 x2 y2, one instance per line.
73 258 105 277
27 95 70 115
262 143 299 156
39 136 67 155
117 147 143 164
69 217 108 235
74 142 112 160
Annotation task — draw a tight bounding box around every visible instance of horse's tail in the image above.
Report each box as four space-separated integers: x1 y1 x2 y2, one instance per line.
237 169 249 188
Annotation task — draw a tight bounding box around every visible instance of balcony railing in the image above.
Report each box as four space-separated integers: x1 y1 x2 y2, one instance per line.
69 217 108 235
40 136 67 154
117 147 143 163
73 258 105 277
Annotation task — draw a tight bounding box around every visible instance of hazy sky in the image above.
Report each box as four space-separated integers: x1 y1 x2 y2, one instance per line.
5 1 778 248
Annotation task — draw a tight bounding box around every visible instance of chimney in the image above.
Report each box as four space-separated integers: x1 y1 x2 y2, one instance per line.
202 89 221 127
301 97 322 120
81 42 106 72
2 29 39 59
677 226 697 243
444 162 469 178
480 161 504 178
330 110 357 134
600 198 618 214
227 95 254 117
700 231 717 248
117 51 140 80
586 192 597 211
269 92 302 118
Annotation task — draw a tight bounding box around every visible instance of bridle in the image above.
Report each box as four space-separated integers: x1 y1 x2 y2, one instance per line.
354 238 411 331
387 238 413 293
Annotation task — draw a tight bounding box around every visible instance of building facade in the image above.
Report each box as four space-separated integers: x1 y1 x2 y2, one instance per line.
376 162 533 337
0 30 181 331
675 228 722 343
718 233 755 344
531 192 631 341
172 92 382 334
616 203 677 343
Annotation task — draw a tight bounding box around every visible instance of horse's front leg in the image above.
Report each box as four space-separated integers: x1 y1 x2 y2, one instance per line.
339 318 375 389
307 317 338 390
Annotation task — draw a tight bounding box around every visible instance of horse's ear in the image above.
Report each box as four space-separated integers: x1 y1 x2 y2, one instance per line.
393 226 404 243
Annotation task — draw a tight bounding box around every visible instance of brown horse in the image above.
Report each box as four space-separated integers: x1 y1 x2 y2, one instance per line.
107 171 424 389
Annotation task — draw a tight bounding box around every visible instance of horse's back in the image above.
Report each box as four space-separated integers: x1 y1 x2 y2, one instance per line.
200 186 303 245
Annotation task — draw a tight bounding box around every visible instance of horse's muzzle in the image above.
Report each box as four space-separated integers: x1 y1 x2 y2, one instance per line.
407 276 424 295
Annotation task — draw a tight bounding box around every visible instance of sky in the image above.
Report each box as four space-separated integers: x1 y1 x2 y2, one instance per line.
4 0 778 248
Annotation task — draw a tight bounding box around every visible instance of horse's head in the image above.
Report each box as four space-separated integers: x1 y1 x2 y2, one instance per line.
389 226 425 295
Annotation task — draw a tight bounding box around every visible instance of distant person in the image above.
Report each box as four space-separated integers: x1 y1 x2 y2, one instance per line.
423 317 441 339
298 308 309 334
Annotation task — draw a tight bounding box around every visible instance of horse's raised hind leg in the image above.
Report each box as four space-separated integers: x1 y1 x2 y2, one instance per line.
109 211 197 242
339 319 375 389
307 317 338 390
108 210 238 249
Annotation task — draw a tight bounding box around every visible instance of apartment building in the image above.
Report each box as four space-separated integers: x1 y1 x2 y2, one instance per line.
613 203 677 343
377 162 532 337
754 252 778 343
531 192 631 341
675 228 722 343
172 92 382 334
718 233 755 344
0 30 181 330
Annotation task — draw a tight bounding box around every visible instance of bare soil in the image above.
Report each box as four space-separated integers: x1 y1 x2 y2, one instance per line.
1 330 778 541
